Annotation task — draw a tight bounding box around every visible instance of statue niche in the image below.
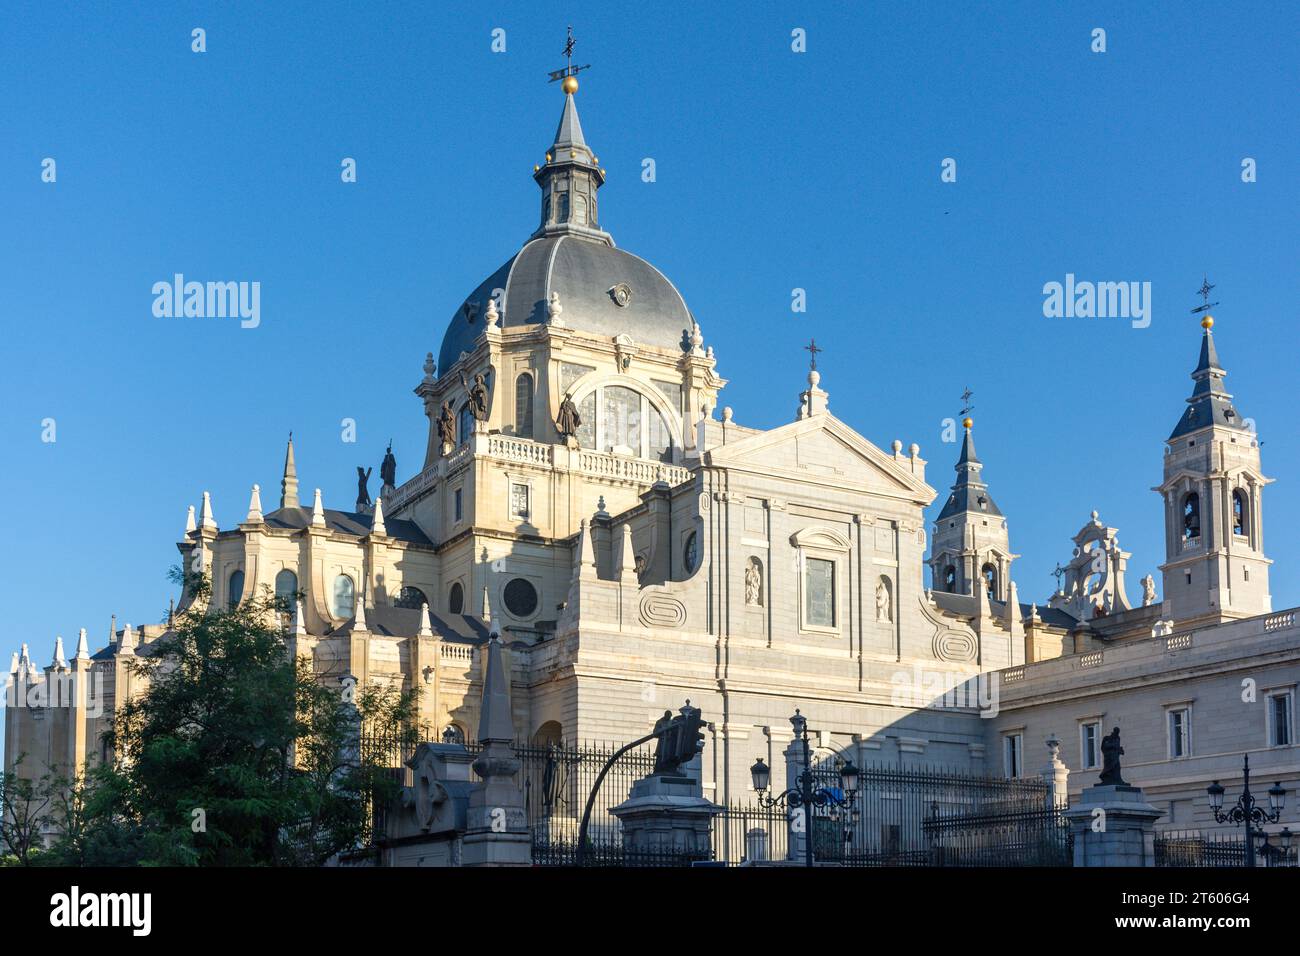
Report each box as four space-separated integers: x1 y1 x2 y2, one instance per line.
744 557 763 607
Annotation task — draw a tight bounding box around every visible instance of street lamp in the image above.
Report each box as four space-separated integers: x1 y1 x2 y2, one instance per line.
1206 754 1288 867
749 708 860 867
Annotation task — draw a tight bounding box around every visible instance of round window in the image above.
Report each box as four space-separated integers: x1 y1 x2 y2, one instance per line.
683 532 699 574
503 578 539 618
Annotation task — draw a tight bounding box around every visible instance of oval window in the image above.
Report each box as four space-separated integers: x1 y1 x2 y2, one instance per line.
448 582 464 615
503 578 539 618
683 532 699 574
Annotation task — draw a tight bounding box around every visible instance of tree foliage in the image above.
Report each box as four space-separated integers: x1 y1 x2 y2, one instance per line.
22 570 418 866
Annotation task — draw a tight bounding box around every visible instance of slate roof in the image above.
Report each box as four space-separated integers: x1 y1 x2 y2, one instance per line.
262 506 432 546
1168 328 1251 440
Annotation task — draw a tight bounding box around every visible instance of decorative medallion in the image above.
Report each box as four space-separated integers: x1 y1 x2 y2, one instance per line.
608 283 633 307
933 629 978 663
638 590 687 629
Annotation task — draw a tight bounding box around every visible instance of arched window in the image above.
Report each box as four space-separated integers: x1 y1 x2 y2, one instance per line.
515 373 534 438
332 574 356 619
274 569 298 605
943 565 957 592
396 586 427 610
533 720 564 748
1232 490 1248 537
572 385 675 462
982 563 998 601
448 582 464 615
558 192 570 223
572 192 588 226
1182 493 1201 541
441 724 466 745
458 404 475 447
227 570 244 610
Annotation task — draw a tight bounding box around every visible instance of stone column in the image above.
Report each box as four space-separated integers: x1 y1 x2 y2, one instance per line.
1064 784 1164 867
783 737 807 863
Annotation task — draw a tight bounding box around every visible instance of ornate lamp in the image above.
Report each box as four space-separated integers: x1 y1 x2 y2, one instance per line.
1206 780 1225 812
750 757 771 793
1269 781 1286 814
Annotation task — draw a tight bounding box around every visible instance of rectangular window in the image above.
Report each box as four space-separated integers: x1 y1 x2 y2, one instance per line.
1080 721 1101 770
1169 707 1190 758
454 488 463 523
1004 733 1023 778
1269 692 1293 747
804 557 835 628
510 482 530 520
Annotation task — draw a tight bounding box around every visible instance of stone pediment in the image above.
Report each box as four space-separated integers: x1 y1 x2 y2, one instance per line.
705 414 934 505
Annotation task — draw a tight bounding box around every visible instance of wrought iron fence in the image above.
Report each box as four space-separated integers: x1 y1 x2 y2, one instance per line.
1154 829 1296 868
921 805 1072 867
711 762 1059 866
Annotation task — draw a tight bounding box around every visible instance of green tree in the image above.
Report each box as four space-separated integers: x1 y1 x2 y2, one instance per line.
0 756 53 865
84 570 417 866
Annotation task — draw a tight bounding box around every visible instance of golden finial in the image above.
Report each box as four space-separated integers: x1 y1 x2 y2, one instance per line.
963 417 973 430
562 74 579 94
1201 314 1214 330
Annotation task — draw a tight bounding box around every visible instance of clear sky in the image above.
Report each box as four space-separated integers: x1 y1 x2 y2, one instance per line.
2 0 1297 689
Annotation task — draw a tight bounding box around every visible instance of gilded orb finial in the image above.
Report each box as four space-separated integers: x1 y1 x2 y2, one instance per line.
963 416 973 430
1201 314 1214 330
562 74 579 94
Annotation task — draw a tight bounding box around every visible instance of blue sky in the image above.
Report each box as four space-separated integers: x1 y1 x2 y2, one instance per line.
2 0 1297 686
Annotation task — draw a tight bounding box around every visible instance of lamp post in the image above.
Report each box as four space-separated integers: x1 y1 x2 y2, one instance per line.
750 709 860 867
1206 754 1288 867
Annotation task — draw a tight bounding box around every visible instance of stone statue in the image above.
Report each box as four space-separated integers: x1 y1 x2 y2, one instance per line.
1099 727 1127 786
556 393 582 439
1141 574 1157 607
651 710 676 774
460 370 490 421
380 442 397 490
744 558 762 607
355 466 372 511
436 401 456 449
876 579 892 623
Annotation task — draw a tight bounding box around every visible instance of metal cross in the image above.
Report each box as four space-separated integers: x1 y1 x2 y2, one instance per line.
1191 275 1219 315
960 386 975 419
805 339 822 371
1052 563 1067 589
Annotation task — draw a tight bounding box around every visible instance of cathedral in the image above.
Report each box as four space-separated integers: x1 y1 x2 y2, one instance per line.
6 75 1297 838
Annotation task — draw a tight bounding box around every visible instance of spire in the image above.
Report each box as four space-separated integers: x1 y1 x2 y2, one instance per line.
796 340 829 419
75 628 90 661
481 586 492 623
418 602 434 638
246 483 264 523
476 631 514 744
7 652 16 674
185 504 196 535
531 67 610 244
371 496 386 536
1169 298 1247 440
291 598 307 638
52 636 67 669
118 624 136 657
937 417 1003 521
199 491 217 531
353 591 367 631
280 433 300 509
311 488 326 527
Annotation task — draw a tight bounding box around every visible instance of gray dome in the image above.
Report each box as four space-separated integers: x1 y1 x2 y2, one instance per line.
438 235 694 374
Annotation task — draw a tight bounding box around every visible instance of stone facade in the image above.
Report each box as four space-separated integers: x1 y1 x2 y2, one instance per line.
5 84 1294 849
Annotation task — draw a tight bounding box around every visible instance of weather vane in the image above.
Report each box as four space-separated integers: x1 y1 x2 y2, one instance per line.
959 386 975 419
1191 276 1219 316
804 338 822 371
548 25 591 86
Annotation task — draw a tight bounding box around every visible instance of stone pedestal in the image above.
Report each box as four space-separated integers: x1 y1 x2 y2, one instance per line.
610 772 722 859
461 740 531 866
1064 784 1164 867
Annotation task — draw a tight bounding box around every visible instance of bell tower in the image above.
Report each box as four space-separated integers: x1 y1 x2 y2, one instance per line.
1155 285 1272 625
929 403 1017 602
